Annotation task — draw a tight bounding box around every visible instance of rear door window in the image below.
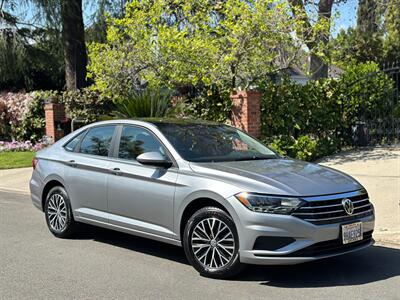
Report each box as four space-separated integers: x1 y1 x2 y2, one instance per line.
79 126 116 157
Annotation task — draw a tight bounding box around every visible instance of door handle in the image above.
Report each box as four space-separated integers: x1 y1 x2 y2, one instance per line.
66 160 78 167
109 167 122 176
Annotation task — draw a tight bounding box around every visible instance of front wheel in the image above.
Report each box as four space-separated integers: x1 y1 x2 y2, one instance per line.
183 207 244 279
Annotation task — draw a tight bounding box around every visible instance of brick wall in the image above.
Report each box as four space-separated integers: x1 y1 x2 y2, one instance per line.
45 103 66 142
230 90 261 138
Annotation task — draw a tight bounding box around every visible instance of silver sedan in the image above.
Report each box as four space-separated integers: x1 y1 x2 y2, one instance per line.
30 119 375 278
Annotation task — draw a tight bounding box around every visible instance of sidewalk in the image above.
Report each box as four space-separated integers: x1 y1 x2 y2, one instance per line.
319 147 400 245
0 167 31 194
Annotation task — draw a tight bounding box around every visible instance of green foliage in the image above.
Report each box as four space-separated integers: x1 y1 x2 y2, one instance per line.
330 0 399 66
114 88 173 118
88 0 304 98
0 28 64 91
62 88 115 124
383 0 400 62
340 62 394 129
260 77 341 139
182 87 232 122
267 135 338 162
261 61 394 161
16 91 47 142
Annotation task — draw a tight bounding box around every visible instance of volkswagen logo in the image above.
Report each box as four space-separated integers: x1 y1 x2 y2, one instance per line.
342 198 354 215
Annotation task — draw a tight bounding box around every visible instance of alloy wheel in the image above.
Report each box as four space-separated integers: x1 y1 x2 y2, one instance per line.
47 194 67 232
191 218 235 269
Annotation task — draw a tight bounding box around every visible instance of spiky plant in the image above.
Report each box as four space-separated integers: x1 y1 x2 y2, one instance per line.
114 88 173 118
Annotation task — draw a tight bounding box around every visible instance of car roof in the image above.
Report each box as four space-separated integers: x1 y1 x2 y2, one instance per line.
83 118 220 128
139 118 220 126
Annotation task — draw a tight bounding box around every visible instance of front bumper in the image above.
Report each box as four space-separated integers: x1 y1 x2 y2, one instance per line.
226 196 375 265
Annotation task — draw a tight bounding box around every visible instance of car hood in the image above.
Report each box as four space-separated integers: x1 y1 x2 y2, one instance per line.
189 158 362 196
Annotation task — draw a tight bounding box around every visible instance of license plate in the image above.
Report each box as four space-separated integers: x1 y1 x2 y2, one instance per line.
342 222 363 244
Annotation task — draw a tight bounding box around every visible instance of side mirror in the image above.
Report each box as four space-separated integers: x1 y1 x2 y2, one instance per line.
136 151 173 168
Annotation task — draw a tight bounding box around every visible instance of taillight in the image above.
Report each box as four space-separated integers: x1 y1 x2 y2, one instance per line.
32 157 39 170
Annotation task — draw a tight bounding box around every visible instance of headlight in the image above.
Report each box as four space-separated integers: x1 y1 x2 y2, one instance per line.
235 192 303 214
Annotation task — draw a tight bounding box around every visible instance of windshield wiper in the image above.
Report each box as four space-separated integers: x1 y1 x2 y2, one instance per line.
233 156 277 161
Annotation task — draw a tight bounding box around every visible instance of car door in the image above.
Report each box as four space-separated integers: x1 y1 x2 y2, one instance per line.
107 125 178 238
63 125 117 223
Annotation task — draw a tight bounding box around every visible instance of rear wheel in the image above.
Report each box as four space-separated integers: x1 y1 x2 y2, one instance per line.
183 207 244 279
44 186 78 238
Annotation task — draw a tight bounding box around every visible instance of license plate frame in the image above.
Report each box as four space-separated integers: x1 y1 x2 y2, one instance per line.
341 222 363 244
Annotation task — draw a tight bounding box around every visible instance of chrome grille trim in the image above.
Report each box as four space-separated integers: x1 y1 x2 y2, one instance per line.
296 198 369 211
292 190 373 225
302 209 374 222
302 189 367 201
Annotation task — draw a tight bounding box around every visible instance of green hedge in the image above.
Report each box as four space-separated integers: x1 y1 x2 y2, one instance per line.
260 62 395 161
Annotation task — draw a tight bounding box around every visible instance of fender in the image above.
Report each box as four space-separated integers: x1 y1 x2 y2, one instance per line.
174 189 241 237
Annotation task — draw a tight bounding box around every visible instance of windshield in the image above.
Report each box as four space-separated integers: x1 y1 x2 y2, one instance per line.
155 123 278 162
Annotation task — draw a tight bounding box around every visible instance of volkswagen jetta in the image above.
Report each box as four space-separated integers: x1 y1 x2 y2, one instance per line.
30 119 375 278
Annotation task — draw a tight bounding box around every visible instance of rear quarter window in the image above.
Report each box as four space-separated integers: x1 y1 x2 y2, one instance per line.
64 131 86 152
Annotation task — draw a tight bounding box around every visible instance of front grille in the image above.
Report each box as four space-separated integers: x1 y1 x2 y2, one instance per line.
292 190 374 225
283 230 373 257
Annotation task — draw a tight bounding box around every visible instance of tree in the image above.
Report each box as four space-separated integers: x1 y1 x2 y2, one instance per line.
383 0 400 62
0 1 64 90
30 0 88 90
353 0 383 62
86 0 128 43
288 0 336 79
88 0 307 100
60 0 87 90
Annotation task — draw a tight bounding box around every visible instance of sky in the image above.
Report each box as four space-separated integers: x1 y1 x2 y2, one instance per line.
331 0 358 36
14 0 360 37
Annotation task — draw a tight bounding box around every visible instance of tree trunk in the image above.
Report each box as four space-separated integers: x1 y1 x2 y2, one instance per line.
311 0 334 79
288 0 333 79
61 0 87 90
310 54 328 79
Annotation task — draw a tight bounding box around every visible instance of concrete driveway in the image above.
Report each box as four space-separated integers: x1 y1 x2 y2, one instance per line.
318 147 400 245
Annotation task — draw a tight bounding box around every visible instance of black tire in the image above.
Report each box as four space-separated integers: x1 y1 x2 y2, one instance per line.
183 207 244 279
44 186 78 238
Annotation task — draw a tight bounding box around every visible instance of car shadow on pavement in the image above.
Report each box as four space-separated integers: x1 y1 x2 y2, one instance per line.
238 245 400 287
73 225 399 287
74 224 189 265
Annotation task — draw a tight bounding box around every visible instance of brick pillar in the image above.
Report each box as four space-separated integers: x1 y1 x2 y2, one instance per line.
45 103 66 142
230 90 261 138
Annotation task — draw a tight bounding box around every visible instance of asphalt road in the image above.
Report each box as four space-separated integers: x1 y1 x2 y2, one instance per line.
1 191 399 300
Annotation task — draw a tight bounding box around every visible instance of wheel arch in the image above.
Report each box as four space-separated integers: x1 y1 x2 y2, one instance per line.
41 179 65 211
178 192 239 241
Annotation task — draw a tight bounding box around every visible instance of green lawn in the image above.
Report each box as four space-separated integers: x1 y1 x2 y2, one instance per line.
0 151 35 169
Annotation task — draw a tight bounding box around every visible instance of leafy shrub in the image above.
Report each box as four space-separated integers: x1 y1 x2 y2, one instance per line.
339 62 394 137
183 87 232 122
62 88 115 124
16 91 48 143
0 92 34 140
260 78 341 139
266 135 339 162
260 61 395 160
0 99 8 139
